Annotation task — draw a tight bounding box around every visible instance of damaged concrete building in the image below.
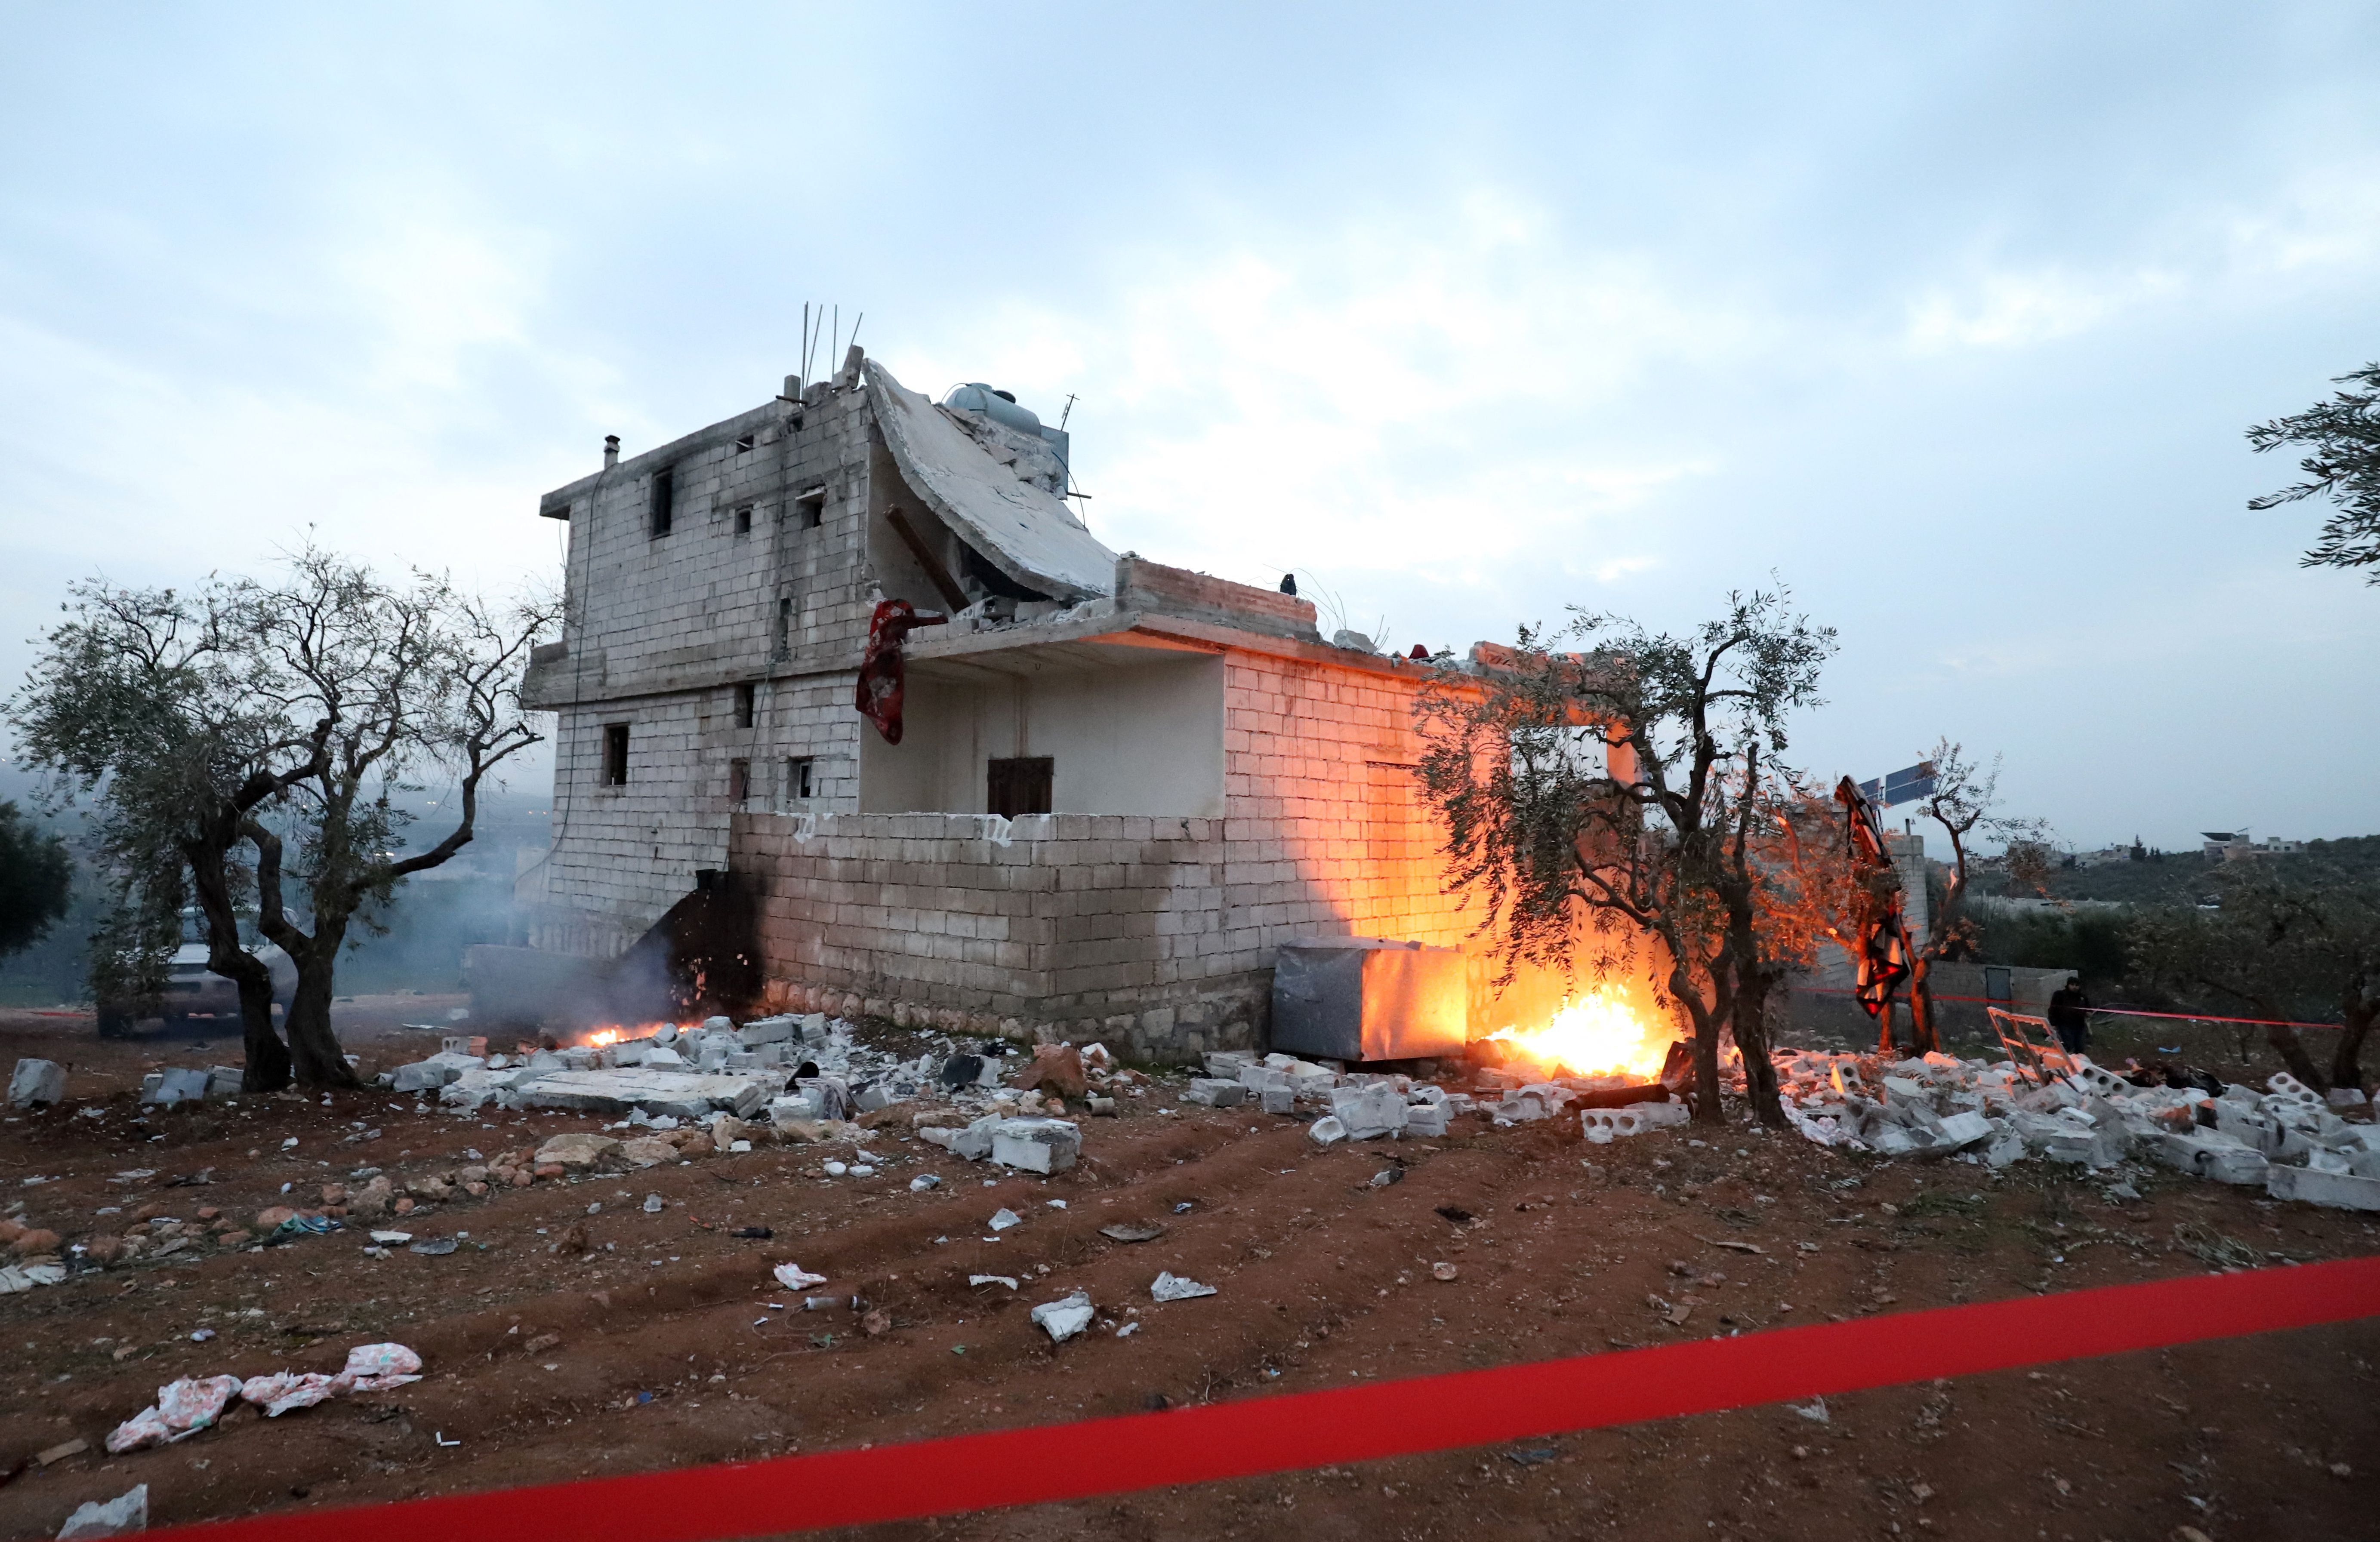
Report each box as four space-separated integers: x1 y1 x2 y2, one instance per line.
514 346 1485 1063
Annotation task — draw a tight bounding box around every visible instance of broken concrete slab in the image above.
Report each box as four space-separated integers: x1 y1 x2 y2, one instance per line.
142 1068 210 1107
1030 1290 1095 1343
8 1058 65 1108
1184 1077 1249 1108
513 1069 771 1120
1151 1271 1217 1302
2266 1162 2380 1212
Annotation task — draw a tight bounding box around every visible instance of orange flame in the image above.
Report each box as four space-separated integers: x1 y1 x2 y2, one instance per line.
1484 990 1672 1080
580 1027 624 1048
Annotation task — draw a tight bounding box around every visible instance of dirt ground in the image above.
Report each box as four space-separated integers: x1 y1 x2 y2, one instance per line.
3 1002 2376 1542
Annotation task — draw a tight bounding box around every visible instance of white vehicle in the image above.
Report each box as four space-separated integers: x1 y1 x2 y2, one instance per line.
97 912 297 1037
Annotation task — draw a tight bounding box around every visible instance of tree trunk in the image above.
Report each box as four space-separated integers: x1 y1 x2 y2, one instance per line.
1670 963 1727 1126
1730 962 1788 1127
182 834 290 1092
282 923 363 1090
2328 988 2375 1093
1905 955 1943 1056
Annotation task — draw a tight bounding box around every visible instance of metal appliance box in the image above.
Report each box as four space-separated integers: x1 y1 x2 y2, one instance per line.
1270 937 1468 1062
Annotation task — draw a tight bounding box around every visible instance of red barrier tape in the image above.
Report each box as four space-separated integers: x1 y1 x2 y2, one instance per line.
147 1256 2380 1542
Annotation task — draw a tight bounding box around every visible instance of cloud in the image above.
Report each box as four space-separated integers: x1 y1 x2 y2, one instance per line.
885 191 1744 605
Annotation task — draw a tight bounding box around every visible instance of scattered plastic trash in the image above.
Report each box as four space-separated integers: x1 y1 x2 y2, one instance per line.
1172 1201 1195 1214
55 1482 146 1539
368 1231 413 1245
1151 1271 1217 1302
909 1175 941 1192
1790 1398 1830 1425
434 1431 461 1447
1044 1199 1067 1210
642 1194 663 1214
773 1263 827 1290
1432 1262 1459 1281
105 1375 242 1452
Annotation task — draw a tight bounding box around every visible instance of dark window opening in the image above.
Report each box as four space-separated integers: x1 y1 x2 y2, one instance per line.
959 540 1050 603
795 489 825 530
785 756 815 802
988 757 1053 818
650 466 675 538
772 597 794 660
602 723 630 786
734 681 756 728
734 503 752 535
728 757 751 805
734 433 755 454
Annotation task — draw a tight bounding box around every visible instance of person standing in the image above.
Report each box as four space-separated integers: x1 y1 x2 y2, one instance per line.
2048 976 2092 1054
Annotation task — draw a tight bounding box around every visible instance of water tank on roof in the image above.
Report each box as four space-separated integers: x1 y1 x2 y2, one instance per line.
942 383 1042 437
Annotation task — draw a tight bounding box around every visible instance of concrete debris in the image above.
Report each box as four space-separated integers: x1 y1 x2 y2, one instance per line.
55 1483 146 1539
1776 1050 2380 1207
1030 1290 1095 1343
1581 1102 1689 1143
988 1208 1022 1231
10 1058 67 1108
970 1274 1019 1289
1150 1271 1217 1302
1 1261 68 1293
989 1117 1081 1173
139 1068 211 1107
1307 1116 1347 1146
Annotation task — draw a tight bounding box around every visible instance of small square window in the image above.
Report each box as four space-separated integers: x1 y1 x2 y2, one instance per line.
602 723 630 787
734 433 755 454
795 489 825 530
734 681 755 729
988 757 1053 818
785 756 815 803
734 504 752 536
728 757 751 805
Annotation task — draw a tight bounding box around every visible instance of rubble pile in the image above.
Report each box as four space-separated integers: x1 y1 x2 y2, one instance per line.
1772 1050 2380 1211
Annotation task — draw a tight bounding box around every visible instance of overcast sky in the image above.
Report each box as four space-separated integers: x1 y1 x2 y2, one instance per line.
3 3 2375 850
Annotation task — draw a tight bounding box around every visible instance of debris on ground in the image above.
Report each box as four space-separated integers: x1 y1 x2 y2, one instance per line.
1150 1271 1217 1302
104 1345 423 1453
772 1263 827 1290
1771 1050 2380 1209
1030 1290 1095 1343
54 1483 146 1539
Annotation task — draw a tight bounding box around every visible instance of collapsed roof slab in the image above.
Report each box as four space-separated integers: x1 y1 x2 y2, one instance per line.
865 360 1117 602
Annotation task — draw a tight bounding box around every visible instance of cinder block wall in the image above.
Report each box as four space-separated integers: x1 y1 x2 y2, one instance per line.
736 649 1495 1062
532 381 880 956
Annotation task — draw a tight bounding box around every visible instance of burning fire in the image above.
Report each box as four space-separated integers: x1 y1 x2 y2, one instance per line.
580 1027 625 1049
1484 990 1673 1081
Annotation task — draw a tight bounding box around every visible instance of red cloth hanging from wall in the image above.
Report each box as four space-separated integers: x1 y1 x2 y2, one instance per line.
854 599 944 745
1834 775 1912 1019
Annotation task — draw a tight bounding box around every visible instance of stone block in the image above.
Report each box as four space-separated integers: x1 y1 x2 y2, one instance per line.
1930 1110 1993 1150
1184 1077 1249 1108
738 1016 795 1047
2266 1162 2380 1211
1307 1115 1347 1146
2151 1130 2268 1185
1404 1102 1450 1137
951 1115 1001 1161
143 1067 210 1106
990 1117 1081 1173
205 1066 244 1098
8 1058 66 1108
1330 1083 1407 1139
534 1133 623 1170
1260 1086 1295 1114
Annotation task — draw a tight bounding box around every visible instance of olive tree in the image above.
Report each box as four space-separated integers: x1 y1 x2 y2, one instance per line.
1901 740 2053 1054
0 802 71 959
12 582 329 1079
2249 362 2380 583
1415 587 1836 1127
9 546 552 1089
